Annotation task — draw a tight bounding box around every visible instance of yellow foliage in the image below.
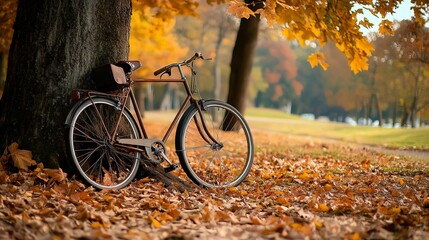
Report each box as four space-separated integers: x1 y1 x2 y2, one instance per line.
129 6 187 77
133 0 198 19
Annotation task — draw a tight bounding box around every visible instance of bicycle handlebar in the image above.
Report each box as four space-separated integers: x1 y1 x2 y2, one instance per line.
154 52 211 76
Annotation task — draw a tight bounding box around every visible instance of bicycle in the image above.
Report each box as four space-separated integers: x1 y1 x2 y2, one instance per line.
64 53 254 190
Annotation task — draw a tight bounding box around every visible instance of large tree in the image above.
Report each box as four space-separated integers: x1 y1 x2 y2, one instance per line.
0 0 132 167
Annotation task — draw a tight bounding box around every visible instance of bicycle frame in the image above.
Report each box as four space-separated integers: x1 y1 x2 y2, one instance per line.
71 63 219 155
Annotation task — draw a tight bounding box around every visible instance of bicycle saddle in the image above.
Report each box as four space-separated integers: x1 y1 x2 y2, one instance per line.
115 61 141 74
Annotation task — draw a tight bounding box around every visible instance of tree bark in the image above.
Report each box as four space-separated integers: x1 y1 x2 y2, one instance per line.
374 93 383 127
226 0 262 114
410 64 421 128
401 104 409 127
0 0 132 167
392 100 397 127
213 34 223 101
366 95 373 125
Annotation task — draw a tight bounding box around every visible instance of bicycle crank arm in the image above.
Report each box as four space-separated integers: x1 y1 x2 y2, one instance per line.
116 138 161 147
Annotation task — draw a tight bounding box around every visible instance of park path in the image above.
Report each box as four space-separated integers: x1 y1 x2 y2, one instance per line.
363 145 429 160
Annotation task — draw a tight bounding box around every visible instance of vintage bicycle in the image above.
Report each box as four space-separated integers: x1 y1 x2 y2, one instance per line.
64 53 254 189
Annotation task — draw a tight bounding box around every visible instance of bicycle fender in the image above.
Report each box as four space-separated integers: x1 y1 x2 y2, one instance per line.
198 99 218 111
64 97 90 127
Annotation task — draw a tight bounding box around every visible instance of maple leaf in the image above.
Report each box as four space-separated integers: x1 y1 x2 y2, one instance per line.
227 0 255 19
349 54 369 73
5 142 37 171
307 52 329 70
355 38 374 56
255 0 278 26
378 19 394 35
148 215 162 228
44 168 67 184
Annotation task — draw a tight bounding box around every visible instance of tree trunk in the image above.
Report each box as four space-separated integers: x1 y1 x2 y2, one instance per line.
392 100 397 127
410 66 421 128
366 95 373 126
213 36 223 101
145 84 154 111
226 0 262 114
213 11 228 101
160 84 172 110
410 95 418 128
401 104 409 127
374 93 383 127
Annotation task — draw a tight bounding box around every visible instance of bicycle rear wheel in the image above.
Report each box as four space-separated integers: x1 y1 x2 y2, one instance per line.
66 97 140 189
175 100 254 188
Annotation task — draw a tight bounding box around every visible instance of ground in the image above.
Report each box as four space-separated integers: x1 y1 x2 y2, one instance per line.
0 123 428 239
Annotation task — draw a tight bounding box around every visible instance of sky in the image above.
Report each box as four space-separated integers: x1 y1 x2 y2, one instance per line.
359 0 414 34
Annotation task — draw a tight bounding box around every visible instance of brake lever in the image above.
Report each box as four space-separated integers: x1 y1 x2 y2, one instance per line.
200 55 212 61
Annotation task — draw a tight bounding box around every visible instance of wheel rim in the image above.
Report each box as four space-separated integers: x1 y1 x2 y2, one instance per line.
180 102 253 188
69 99 140 189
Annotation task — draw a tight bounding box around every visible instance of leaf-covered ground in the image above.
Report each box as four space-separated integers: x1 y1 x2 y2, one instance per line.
1 129 429 239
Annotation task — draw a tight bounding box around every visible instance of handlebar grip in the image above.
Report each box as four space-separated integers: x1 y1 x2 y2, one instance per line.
154 66 168 76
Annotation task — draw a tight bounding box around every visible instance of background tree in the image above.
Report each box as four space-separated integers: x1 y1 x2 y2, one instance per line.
254 39 301 110
367 20 429 127
393 20 429 127
294 44 328 118
129 6 188 111
175 2 238 102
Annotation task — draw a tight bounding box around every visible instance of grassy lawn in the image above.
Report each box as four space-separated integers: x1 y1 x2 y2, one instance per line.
245 107 429 151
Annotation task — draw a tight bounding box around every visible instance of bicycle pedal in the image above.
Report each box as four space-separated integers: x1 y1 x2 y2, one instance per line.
164 163 179 173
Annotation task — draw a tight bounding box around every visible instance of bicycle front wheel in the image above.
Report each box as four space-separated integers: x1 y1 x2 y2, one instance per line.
66 97 140 189
175 100 254 188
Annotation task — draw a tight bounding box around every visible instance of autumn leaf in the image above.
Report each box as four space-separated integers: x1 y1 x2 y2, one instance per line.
255 0 278 26
5 142 37 171
44 168 67 184
227 0 255 19
307 52 329 70
102 167 113 186
349 54 369 73
317 203 330 212
91 221 103 229
70 191 92 203
378 19 394 35
148 215 162 228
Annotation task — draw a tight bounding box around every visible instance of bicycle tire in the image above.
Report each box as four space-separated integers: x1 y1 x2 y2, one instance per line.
66 97 140 189
175 100 254 188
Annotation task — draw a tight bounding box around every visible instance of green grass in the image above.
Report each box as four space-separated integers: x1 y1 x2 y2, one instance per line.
245 107 429 151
